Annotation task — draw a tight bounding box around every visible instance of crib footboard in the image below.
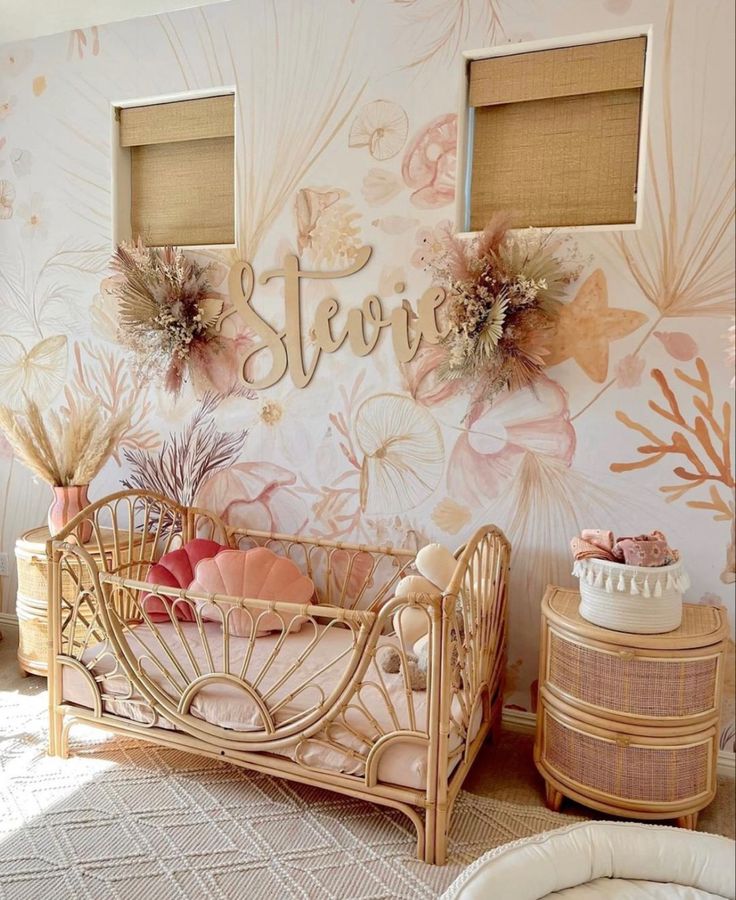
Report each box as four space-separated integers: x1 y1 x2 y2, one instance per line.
50 567 378 752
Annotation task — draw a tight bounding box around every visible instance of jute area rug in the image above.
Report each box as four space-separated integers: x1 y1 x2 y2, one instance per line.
0 683 582 900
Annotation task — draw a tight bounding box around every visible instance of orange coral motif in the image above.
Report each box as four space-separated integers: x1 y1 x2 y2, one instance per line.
546 269 648 382
611 358 734 520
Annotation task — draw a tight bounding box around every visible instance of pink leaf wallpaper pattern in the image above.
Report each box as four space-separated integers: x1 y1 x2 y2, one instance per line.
0 0 733 748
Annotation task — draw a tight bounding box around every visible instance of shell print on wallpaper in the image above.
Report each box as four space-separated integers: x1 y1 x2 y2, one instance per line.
0 0 732 746
195 461 309 535
0 334 67 408
295 187 363 268
348 99 409 160
355 393 444 514
402 114 457 208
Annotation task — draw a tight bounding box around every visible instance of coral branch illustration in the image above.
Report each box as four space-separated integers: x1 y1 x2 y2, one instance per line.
611 358 734 522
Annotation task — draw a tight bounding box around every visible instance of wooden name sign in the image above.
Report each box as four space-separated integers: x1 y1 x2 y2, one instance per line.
227 246 447 389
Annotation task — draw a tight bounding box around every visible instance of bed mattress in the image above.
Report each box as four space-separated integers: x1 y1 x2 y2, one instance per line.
62 621 474 790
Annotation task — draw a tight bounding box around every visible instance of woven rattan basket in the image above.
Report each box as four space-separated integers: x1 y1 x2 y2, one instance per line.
573 557 689 634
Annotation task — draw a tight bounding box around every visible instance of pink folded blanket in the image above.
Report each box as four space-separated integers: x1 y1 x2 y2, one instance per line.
571 529 676 567
614 531 676 567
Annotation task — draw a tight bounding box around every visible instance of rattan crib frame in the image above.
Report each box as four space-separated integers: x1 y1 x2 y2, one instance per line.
47 489 510 864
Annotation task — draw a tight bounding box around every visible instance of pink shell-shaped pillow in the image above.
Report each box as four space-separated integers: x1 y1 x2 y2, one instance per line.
190 547 315 637
144 539 227 622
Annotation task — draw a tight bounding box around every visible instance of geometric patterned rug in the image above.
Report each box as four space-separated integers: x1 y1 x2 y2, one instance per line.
0 680 583 900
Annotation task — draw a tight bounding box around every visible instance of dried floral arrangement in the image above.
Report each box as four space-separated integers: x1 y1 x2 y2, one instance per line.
0 396 129 486
111 240 224 396
425 214 582 400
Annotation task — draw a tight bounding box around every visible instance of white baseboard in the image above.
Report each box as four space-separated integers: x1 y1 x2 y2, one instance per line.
501 708 735 779
501 708 537 734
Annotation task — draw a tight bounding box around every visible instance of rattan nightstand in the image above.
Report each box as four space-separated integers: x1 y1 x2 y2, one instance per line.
534 586 728 830
15 525 145 677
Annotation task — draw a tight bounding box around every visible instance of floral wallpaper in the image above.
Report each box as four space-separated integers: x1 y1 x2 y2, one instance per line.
0 0 733 749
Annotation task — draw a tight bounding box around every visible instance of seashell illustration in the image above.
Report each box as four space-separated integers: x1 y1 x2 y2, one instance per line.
296 186 362 266
296 187 343 253
362 168 403 206
431 498 471 535
191 547 315 637
402 114 457 208
0 333 67 408
349 100 408 160
355 393 444 514
653 330 698 361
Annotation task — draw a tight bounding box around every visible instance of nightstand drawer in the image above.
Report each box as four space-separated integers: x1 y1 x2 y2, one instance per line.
547 628 721 721
541 707 713 807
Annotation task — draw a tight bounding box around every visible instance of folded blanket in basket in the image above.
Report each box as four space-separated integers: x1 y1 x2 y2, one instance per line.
571 529 676 567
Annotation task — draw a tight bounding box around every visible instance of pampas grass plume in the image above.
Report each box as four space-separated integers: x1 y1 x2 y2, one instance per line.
0 396 129 486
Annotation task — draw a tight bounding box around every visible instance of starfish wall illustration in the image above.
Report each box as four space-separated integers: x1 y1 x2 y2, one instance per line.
546 269 648 383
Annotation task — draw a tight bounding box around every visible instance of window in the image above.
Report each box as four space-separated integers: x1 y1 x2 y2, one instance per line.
460 34 649 231
116 93 235 246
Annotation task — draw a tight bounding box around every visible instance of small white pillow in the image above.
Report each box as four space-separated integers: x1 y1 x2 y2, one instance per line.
395 574 442 598
416 543 457 591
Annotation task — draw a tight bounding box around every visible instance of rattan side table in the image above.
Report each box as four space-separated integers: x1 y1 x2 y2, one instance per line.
534 586 728 830
15 525 139 677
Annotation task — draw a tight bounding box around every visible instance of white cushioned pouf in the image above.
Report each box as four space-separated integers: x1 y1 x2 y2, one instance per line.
441 822 735 900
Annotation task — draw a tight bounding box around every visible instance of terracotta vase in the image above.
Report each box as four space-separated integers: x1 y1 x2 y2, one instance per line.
48 484 92 543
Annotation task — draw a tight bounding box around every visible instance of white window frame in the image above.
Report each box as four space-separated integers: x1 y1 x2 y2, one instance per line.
454 24 654 236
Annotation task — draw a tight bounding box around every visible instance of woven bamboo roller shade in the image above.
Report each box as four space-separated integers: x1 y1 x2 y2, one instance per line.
120 94 235 246
130 138 234 246
119 95 234 147
468 37 646 230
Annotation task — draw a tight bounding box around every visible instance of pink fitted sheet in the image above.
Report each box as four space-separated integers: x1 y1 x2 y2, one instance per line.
62 621 475 790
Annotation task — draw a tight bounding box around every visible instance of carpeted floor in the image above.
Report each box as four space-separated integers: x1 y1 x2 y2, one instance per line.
0 622 733 899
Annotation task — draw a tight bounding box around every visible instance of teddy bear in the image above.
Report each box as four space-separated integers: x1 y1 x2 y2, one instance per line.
376 542 458 691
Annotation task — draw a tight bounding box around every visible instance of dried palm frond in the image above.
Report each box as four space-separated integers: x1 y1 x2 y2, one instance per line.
0 395 130 485
612 0 734 319
122 394 246 507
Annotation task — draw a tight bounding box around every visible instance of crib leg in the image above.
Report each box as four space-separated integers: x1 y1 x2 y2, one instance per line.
48 710 67 758
422 809 436 864
48 711 61 756
428 803 448 866
434 820 448 866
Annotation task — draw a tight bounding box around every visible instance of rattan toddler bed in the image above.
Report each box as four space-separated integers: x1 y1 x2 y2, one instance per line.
47 489 510 864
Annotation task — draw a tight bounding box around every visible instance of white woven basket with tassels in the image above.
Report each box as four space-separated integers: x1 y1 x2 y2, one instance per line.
574 557 689 634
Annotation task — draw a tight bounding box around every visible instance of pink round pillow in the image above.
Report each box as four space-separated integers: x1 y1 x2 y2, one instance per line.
190 547 315 637
144 539 227 622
